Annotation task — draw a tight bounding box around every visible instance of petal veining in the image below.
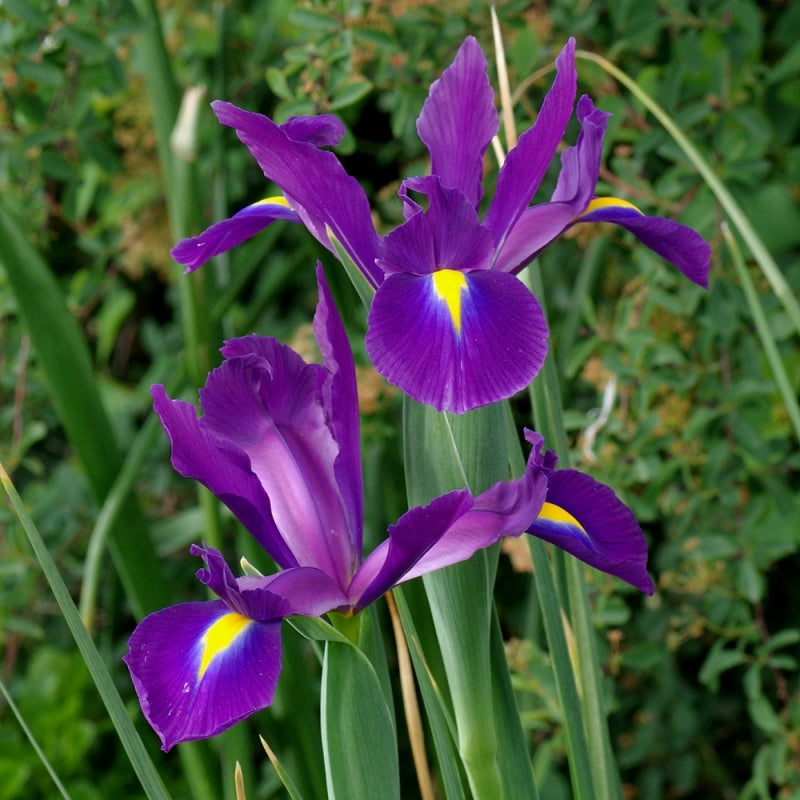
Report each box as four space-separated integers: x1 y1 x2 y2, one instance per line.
366 269 548 413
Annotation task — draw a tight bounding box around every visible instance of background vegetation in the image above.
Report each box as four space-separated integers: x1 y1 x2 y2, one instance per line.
1 0 799 797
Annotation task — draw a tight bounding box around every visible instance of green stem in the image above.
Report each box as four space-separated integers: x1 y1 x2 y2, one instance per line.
577 49 800 338
524 263 621 800
722 223 800 443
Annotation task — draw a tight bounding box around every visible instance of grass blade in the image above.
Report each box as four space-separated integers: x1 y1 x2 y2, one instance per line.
576 49 800 338
0 674 72 800
0 204 167 618
722 223 800 442
0 461 172 800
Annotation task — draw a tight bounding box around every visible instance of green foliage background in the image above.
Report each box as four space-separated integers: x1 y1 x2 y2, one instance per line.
1 0 799 798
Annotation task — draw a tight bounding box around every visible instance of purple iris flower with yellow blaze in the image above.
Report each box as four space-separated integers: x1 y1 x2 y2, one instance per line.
124 266 653 750
172 37 710 414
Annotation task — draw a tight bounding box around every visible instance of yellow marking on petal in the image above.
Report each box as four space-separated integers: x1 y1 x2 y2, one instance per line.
538 501 587 533
255 195 291 208
432 269 468 336
580 196 645 218
197 612 252 680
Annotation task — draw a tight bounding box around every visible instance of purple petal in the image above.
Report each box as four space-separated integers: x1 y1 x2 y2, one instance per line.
348 490 473 607
280 114 345 148
378 181 494 276
351 443 548 606
212 101 382 288
493 95 609 273
124 601 283 750
550 96 609 206
249 565 351 617
171 199 300 273
416 36 498 207
152 385 299 569
199 338 358 587
577 203 711 288
312 265 364 558
484 39 577 248
365 269 548 413
527 469 655 594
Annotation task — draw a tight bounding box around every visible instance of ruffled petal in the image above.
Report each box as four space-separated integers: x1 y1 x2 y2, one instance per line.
280 114 345 147
416 36 498 207
152 385 298 569
493 96 609 273
527 469 655 594
171 198 300 273
365 269 548 413
212 101 382 288
200 339 357 587
193 542 349 620
484 39 577 247
577 202 711 288
550 96 609 206
124 601 283 751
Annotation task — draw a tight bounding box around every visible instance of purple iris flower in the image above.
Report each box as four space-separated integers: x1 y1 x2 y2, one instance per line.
124 266 653 750
171 37 710 415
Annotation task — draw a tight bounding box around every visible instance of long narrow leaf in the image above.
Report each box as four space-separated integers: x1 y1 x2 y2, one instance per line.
723 223 800 442
576 49 800 338
0 462 172 800
0 204 167 618
524 263 621 800
321 639 400 800
0 674 72 800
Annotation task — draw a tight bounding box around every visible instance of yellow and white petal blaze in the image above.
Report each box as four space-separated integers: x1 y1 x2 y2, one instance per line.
255 195 291 209
580 196 644 218
197 612 253 680
432 269 468 336
538 501 587 535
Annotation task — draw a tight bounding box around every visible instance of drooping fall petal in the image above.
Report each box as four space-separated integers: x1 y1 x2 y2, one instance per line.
365 268 548 413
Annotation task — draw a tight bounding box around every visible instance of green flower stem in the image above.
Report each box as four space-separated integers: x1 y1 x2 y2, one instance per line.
403 399 539 800
523 263 621 800
577 49 800 339
722 223 800 443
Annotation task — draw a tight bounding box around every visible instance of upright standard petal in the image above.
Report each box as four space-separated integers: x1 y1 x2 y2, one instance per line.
484 38 577 248
312 264 364 557
492 95 609 273
212 101 382 288
365 268 548 413
200 340 357 586
171 198 300 273
416 36 498 207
